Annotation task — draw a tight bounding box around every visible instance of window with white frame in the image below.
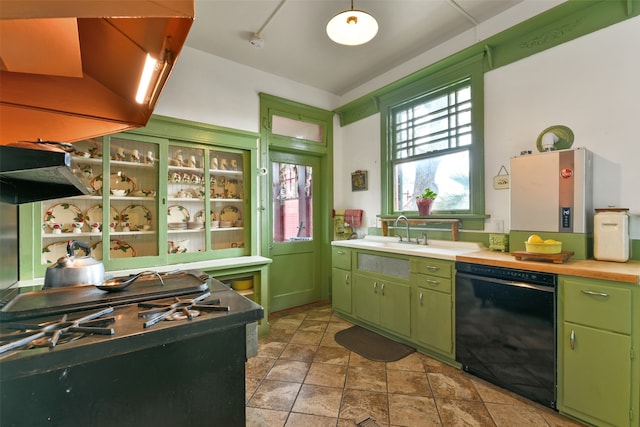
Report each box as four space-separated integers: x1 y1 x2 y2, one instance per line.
389 77 475 213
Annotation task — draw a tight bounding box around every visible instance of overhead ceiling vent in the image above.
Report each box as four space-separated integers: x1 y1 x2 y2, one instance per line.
0 1 194 145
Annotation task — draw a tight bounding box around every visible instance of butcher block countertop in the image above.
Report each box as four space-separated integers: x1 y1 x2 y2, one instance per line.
457 251 640 284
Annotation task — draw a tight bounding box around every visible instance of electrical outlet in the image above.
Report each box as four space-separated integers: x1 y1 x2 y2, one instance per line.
370 217 377 227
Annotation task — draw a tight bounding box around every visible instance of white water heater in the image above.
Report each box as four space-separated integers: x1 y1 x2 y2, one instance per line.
510 148 593 233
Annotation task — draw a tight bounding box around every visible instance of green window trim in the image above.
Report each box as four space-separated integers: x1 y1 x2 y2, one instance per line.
379 55 485 226
334 0 640 126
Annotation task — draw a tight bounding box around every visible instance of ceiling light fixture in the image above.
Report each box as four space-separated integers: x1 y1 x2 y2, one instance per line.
326 0 378 46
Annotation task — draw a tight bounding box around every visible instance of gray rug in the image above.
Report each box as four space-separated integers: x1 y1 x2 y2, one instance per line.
335 325 415 362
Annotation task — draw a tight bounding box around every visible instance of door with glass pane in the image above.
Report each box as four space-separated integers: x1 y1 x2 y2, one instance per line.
269 152 321 311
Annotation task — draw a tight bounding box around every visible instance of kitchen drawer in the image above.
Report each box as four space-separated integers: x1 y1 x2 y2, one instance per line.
332 247 352 270
563 278 631 335
412 273 452 293
411 258 452 279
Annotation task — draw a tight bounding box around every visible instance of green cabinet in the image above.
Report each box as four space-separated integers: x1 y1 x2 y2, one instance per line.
353 273 411 337
411 258 454 357
331 247 352 314
558 276 638 427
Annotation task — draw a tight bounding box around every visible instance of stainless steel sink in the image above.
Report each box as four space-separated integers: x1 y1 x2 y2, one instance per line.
332 236 485 260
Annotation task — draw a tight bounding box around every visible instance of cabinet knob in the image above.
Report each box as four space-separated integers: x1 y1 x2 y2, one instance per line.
345 273 350 285
381 283 385 296
419 292 423 305
373 282 377 293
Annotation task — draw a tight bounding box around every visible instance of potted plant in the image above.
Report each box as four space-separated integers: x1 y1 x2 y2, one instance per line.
416 187 437 215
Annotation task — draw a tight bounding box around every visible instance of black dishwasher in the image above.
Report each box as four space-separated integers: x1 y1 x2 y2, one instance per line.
455 262 557 409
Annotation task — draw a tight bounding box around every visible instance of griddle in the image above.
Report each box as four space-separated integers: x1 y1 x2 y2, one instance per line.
0 270 209 321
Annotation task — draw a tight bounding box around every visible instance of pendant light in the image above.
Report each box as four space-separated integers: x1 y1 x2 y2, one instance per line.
326 0 378 46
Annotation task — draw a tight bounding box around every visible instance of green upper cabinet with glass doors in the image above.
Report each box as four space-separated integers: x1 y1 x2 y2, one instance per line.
21 115 260 279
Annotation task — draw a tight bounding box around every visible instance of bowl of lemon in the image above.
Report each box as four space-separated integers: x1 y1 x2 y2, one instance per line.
525 234 562 254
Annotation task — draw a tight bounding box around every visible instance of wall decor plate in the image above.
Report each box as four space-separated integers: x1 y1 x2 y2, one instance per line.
85 204 120 228
44 203 84 232
167 205 190 224
90 173 136 195
120 205 152 231
92 240 136 260
41 241 83 264
220 205 240 222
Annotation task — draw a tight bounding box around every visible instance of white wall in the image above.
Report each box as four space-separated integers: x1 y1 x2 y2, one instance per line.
484 15 640 237
155 48 339 134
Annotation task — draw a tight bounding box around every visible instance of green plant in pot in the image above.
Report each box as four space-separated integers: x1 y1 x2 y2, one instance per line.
416 188 437 215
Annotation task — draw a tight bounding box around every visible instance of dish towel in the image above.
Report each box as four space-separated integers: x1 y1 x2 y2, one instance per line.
345 209 363 228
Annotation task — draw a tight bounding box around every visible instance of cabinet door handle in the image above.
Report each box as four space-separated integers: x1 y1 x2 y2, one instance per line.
337 250 345 255
425 279 440 285
581 289 609 298
381 283 385 296
419 292 423 305
345 273 350 286
426 266 440 272
570 330 576 350
373 282 377 293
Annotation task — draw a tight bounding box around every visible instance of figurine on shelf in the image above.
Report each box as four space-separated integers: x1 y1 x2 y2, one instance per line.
52 223 62 234
145 151 155 165
122 222 131 233
187 155 197 168
130 149 140 163
91 222 101 234
72 221 84 233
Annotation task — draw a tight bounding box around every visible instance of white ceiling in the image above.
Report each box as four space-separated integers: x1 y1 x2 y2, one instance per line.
184 0 524 95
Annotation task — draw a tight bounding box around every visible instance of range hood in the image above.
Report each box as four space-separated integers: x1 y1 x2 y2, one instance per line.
0 143 94 204
0 1 194 145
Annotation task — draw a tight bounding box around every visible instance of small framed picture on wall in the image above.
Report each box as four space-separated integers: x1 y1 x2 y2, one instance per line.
351 170 368 191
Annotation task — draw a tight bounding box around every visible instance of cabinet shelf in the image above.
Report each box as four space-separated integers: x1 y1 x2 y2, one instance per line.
210 169 242 178
74 156 155 169
43 231 156 239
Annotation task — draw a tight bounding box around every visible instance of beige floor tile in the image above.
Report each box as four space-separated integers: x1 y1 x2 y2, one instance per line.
305 363 347 388
339 389 389 425
435 398 496 427
326 319 353 334
420 354 461 375
428 372 481 400
387 370 432 396
247 356 277 379
300 320 330 333
259 341 288 358
537 407 586 427
485 402 549 427
470 377 530 406
388 394 441 427
249 380 302 412
305 308 334 322
246 376 262 401
314 346 351 365
264 328 296 344
266 359 310 383
291 330 325 345
292 384 343 417
320 330 343 347
246 407 289 427
386 352 425 372
272 317 305 331
348 351 386 368
345 365 387 392
280 343 319 362
286 412 338 427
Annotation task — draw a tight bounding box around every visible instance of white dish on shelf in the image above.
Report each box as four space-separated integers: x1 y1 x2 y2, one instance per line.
168 205 190 224
130 189 156 198
90 173 136 195
219 205 240 222
44 203 83 233
85 204 119 229
120 205 152 231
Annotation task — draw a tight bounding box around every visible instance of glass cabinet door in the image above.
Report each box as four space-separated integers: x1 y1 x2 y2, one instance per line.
167 145 206 255
105 136 160 260
209 149 245 251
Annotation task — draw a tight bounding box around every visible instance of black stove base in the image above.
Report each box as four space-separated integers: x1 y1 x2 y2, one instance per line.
1 324 247 427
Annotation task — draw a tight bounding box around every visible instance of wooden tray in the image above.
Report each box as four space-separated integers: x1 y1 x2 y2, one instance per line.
512 251 574 264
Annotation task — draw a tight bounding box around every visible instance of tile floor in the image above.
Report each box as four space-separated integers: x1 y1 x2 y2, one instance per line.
245 302 585 427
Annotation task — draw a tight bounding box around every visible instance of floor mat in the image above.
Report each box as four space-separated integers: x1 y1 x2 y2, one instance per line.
335 325 415 362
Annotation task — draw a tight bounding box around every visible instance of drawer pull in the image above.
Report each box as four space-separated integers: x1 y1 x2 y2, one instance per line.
337 250 345 255
426 266 440 272
581 289 609 298
381 283 385 296
419 292 423 305
373 282 377 293
570 330 575 350
425 279 440 286
345 273 350 286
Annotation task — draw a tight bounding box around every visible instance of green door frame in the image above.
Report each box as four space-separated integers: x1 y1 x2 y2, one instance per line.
259 93 334 307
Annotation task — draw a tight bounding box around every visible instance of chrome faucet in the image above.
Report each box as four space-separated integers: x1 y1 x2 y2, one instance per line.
420 231 429 246
393 215 411 243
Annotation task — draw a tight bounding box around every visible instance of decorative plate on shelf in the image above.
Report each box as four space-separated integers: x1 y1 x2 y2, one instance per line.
168 205 190 224
90 173 136 195
194 209 217 222
220 205 240 222
129 189 156 198
92 240 136 260
41 241 84 264
120 205 152 231
44 203 84 232
85 204 120 228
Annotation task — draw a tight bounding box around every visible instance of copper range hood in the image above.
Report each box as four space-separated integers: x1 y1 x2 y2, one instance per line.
0 1 194 145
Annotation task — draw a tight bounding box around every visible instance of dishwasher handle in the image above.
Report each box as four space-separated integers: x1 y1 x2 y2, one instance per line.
455 272 555 293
